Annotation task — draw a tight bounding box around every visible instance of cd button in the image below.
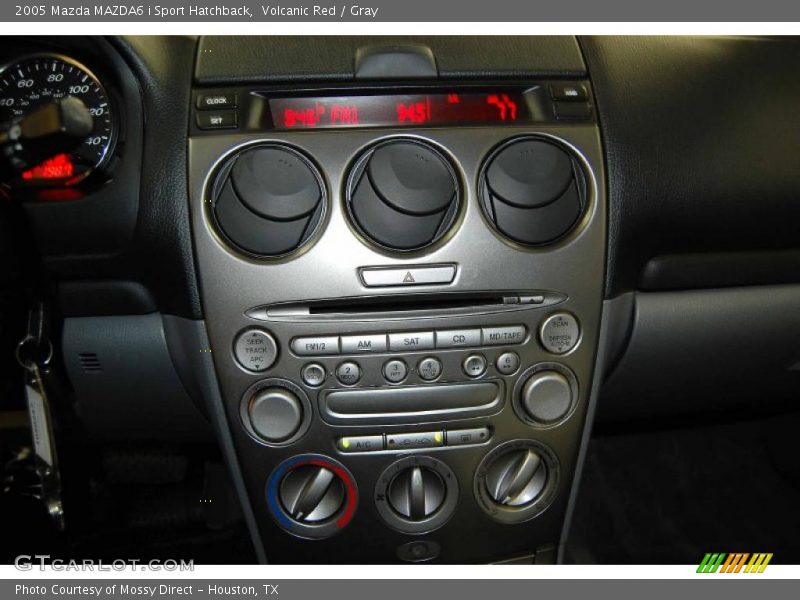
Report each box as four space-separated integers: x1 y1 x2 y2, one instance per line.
435 328 481 348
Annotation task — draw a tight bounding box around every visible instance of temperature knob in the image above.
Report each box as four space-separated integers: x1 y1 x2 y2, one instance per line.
266 454 358 539
485 448 547 507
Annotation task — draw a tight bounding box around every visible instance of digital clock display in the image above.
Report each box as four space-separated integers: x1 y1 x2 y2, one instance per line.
269 91 529 130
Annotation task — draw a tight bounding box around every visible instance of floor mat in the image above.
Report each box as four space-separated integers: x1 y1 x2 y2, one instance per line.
567 411 800 564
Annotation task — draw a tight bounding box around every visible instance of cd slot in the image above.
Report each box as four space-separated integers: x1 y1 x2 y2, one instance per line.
246 290 566 322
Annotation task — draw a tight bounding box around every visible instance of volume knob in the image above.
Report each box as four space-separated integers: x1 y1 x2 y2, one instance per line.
247 387 303 443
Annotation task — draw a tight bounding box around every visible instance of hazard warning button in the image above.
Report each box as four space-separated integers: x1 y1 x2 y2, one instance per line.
359 264 457 287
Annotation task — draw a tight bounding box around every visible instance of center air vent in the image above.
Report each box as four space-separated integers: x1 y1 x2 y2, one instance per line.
210 144 326 258
479 136 587 246
345 139 460 252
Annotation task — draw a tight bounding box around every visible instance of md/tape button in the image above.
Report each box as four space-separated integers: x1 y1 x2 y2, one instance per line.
482 325 526 345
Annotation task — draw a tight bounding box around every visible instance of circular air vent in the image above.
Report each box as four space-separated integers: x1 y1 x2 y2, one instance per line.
479 137 587 246
345 139 460 252
210 144 326 258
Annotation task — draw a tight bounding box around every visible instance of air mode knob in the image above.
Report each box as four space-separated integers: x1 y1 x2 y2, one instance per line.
474 440 559 524
484 448 547 507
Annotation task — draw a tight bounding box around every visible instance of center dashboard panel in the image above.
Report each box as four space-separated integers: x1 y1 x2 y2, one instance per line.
188 37 606 563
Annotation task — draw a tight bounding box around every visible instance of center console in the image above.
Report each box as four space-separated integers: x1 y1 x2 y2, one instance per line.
188 50 606 562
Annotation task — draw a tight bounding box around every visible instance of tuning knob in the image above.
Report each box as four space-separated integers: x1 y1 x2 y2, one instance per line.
279 465 345 523
474 440 559 524
515 365 577 426
387 466 446 520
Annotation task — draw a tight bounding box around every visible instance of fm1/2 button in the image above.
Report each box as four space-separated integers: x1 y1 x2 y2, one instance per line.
336 361 361 386
539 312 581 354
234 329 278 372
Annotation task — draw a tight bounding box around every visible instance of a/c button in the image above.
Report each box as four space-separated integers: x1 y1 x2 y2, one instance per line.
338 435 384 453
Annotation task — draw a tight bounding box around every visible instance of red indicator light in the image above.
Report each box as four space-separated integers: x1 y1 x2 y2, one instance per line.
486 94 518 121
21 153 75 181
447 93 460 104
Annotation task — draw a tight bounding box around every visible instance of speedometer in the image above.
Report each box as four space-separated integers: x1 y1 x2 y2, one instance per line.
0 53 116 186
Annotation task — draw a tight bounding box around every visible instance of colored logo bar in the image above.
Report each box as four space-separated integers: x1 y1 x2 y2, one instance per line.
697 553 773 573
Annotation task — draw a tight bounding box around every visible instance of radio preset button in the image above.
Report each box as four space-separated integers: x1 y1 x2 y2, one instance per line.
336 361 361 385
338 435 384 453
539 313 581 354
435 328 481 348
291 336 339 356
234 329 278 372
383 359 409 383
386 431 444 450
482 325 526 346
463 354 487 378
417 357 443 381
388 331 434 352
496 352 520 375
341 334 387 354
301 363 326 387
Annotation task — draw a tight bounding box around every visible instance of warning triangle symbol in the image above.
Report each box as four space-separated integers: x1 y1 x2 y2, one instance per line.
403 271 415 283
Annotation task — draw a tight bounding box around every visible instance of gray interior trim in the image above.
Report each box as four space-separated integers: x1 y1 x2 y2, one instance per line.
162 316 267 563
